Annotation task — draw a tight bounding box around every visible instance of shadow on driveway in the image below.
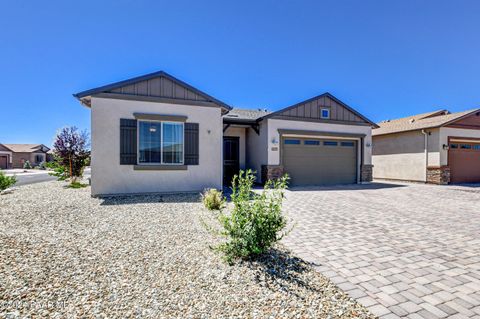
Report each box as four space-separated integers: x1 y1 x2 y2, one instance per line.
287 182 406 192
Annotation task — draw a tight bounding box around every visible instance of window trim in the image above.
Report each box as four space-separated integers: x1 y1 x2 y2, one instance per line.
320 108 330 119
137 120 185 166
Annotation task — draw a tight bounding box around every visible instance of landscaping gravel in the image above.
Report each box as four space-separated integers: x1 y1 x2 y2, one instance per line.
0 181 375 318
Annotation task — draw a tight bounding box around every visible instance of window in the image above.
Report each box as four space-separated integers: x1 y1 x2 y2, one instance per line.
341 141 355 147
304 140 320 145
321 108 330 119
138 121 184 164
460 144 472 149
473 144 480 150
35 155 43 163
284 139 301 145
450 144 458 149
323 141 338 146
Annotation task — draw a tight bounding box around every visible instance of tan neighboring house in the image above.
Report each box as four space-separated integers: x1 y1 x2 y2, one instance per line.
372 109 480 184
0 144 50 169
74 70 377 196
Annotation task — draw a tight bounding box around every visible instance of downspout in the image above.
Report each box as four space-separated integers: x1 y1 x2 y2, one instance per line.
421 130 429 182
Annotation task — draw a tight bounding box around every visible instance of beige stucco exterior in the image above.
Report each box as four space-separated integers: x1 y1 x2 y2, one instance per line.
245 123 268 181
90 97 223 196
373 126 480 182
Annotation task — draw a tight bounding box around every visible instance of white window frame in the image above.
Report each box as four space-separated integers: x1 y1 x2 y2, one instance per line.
137 120 185 165
320 108 330 119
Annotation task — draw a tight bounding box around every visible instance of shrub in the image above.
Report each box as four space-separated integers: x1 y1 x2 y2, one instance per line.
202 188 225 210
67 181 88 189
23 161 32 169
47 160 69 181
37 161 46 170
0 171 16 191
213 169 289 263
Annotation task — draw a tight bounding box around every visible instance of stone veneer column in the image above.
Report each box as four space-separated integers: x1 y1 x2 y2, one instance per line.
360 164 373 183
261 165 284 183
426 166 450 185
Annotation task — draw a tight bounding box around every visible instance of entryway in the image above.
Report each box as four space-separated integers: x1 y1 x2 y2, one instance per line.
223 136 239 187
0 156 7 169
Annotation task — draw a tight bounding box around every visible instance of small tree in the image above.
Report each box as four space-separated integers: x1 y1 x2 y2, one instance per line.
53 126 90 183
23 161 32 169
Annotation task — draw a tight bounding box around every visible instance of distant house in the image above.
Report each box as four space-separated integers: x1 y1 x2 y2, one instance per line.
0 144 51 169
372 109 480 184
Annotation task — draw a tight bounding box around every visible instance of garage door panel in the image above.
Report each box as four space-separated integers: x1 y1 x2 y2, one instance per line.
449 141 480 183
282 138 357 186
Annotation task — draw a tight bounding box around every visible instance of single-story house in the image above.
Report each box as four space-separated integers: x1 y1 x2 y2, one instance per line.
0 144 50 169
74 71 377 196
372 109 480 184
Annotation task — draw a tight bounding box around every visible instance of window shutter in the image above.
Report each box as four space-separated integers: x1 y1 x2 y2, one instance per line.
120 119 137 165
184 123 199 165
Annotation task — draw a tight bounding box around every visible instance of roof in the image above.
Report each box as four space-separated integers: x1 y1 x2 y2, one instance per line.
262 92 379 127
1 144 50 153
373 109 480 136
223 108 271 122
73 70 232 111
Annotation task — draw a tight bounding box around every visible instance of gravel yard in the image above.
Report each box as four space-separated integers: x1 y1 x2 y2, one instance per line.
0 181 374 318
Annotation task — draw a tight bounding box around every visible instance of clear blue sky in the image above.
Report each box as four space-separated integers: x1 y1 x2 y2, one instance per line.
1 0 479 146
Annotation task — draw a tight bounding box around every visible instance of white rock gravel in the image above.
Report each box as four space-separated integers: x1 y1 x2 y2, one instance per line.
0 181 375 318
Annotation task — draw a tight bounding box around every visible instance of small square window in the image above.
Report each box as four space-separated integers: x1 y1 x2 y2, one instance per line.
321 108 330 119
284 139 301 145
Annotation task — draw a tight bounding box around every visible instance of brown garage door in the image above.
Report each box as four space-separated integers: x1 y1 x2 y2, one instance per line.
0 156 7 169
449 140 480 183
282 137 357 186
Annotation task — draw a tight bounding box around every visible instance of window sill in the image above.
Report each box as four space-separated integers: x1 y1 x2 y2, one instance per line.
134 165 187 171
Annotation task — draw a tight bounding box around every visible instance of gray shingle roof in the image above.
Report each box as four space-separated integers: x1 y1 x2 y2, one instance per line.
223 108 271 121
2 144 50 153
373 109 480 136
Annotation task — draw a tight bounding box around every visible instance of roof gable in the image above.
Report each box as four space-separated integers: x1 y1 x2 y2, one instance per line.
374 109 480 136
74 71 231 111
262 93 377 127
2 144 50 153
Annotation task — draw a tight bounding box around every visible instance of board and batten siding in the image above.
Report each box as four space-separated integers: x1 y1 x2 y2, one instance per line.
90 97 222 196
272 95 367 124
108 75 209 103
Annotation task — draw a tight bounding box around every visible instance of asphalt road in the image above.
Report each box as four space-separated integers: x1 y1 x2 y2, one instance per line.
13 172 57 186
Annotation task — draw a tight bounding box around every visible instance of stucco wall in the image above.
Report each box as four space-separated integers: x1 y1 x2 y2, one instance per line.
223 126 246 170
90 97 223 196
266 119 373 166
372 129 440 182
439 127 480 166
245 123 268 181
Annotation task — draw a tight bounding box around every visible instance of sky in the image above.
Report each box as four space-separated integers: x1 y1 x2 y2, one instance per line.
1 0 479 146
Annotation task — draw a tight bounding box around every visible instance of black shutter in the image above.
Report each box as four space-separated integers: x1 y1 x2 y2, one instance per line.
120 119 137 165
184 123 199 165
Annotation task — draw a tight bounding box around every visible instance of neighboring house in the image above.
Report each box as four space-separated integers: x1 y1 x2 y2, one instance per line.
74 71 377 196
372 109 480 184
0 144 50 168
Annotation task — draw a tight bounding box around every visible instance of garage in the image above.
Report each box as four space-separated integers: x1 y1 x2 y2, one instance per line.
449 139 480 183
282 137 358 186
0 156 7 169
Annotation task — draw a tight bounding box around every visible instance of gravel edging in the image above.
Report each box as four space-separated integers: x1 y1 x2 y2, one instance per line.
0 181 375 318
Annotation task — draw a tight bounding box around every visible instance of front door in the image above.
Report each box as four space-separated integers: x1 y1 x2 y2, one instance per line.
223 136 240 187
0 156 7 169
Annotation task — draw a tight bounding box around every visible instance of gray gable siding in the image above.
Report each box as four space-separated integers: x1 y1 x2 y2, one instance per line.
271 95 367 124
108 76 209 103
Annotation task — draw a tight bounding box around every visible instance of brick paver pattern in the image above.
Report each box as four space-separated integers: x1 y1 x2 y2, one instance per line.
282 182 480 319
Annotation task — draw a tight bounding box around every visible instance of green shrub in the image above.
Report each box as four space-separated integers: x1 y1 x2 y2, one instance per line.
67 181 88 189
213 169 290 263
36 161 46 170
23 161 32 169
202 188 225 210
0 171 16 191
46 159 69 181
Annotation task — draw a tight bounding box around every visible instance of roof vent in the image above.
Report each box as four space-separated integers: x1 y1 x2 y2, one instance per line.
409 118 415 123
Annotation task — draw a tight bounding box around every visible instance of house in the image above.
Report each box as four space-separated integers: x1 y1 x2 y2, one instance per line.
372 109 480 184
0 144 51 169
74 71 377 196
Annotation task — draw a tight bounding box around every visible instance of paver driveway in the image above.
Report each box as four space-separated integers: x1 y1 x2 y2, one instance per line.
282 182 480 319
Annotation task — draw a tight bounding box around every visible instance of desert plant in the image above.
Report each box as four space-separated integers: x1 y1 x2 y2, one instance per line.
37 161 46 170
23 161 32 169
67 181 88 189
202 188 225 210
212 169 290 263
53 126 90 183
0 171 16 191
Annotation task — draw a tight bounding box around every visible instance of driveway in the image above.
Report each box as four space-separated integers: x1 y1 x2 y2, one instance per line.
282 182 480 319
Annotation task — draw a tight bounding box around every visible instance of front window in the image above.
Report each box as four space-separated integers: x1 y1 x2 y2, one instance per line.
138 121 184 164
35 155 44 163
321 108 330 119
